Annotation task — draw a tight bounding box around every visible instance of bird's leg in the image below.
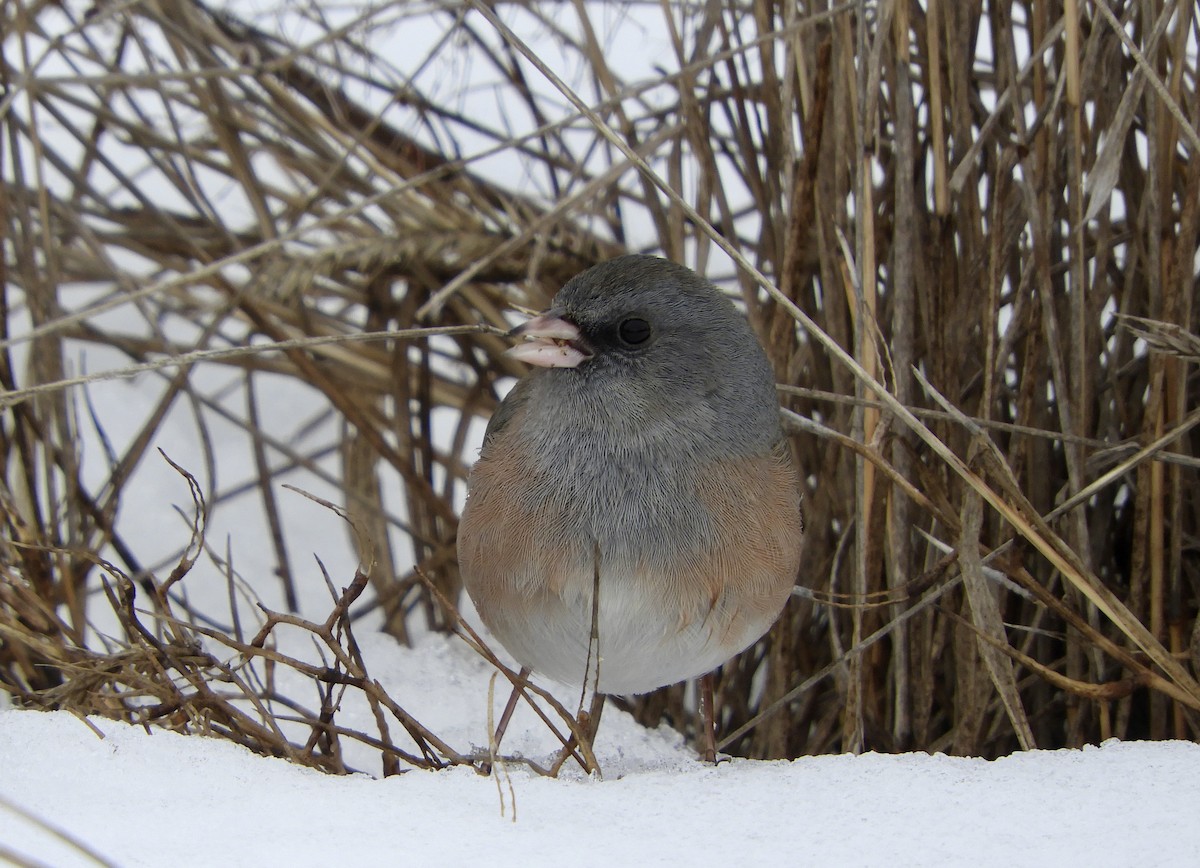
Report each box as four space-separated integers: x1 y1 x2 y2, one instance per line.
491 666 532 753
699 671 718 763
548 691 606 777
547 539 606 776
581 690 605 744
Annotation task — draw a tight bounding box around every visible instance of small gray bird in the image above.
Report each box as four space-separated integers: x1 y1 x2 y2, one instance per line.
457 255 803 728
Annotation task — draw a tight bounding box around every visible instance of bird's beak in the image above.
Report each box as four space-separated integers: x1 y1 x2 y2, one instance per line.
505 313 592 368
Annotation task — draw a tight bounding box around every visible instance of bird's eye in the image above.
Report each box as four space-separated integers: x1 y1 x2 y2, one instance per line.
618 317 651 346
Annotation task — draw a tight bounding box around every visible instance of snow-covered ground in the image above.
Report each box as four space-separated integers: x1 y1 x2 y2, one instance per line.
5 7 1199 866
3 628 1198 868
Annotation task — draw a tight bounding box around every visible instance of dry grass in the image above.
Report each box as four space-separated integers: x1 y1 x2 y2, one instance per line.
2 0 1199 774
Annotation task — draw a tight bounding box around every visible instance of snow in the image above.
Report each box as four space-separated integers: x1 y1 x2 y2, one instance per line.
3 637 1199 867
4 8 1199 867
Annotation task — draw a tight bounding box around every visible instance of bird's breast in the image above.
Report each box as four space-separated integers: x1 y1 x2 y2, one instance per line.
458 404 802 694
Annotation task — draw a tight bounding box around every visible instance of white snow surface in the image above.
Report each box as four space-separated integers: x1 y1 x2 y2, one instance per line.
2 630 1197 868
7 6 1199 868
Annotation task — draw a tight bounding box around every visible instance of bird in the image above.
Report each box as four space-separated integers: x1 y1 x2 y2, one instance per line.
457 254 803 760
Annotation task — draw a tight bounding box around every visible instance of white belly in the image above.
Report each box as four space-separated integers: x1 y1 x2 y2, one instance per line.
479 565 779 696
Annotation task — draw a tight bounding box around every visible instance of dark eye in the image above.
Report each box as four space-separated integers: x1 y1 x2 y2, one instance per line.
618 317 651 346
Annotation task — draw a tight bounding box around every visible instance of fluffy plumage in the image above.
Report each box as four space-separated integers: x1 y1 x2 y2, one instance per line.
457 255 803 695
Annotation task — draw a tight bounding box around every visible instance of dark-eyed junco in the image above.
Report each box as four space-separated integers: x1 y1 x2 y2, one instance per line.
458 255 803 708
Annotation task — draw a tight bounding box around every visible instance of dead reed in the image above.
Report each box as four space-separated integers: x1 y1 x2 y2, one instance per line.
1 0 1198 772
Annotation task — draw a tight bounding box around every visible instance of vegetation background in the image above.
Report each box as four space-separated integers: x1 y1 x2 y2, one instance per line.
2 0 1198 773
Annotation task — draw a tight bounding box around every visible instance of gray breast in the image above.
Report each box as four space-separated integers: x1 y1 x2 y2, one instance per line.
511 394 717 569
